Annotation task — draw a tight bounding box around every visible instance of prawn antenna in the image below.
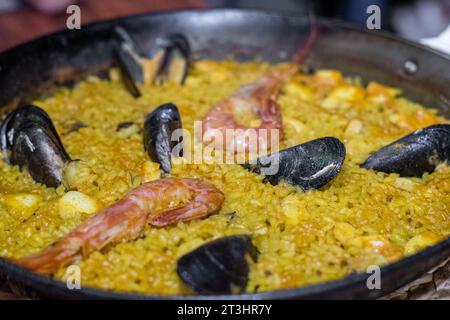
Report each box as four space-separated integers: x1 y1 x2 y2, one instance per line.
291 10 319 67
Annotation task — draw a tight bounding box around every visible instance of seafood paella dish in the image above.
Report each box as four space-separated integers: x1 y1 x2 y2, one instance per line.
0 28 449 296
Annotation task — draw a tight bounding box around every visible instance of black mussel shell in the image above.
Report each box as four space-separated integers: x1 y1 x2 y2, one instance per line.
0 105 71 187
243 137 346 191
114 26 143 98
177 235 258 295
153 34 190 85
143 103 182 173
361 124 450 177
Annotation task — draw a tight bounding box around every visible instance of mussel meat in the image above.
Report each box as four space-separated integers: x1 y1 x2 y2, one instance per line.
242 137 346 191
177 235 258 295
153 33 190 85
0 105 71 187
361 124 450 177
114 26 144 98
143 103 182 173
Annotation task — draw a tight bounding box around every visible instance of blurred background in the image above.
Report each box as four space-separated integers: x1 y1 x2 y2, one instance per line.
0 0 449 52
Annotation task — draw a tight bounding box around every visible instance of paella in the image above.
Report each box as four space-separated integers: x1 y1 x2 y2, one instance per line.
0 29 448 295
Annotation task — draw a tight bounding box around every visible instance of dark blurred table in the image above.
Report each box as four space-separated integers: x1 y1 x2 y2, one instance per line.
0 0 204 52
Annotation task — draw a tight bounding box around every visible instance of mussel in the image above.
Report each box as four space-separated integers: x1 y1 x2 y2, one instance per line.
143 103 182 173
152 33 190 85
177 235 258 295
242 137 346 191
114 28 190 97
361 124 450 177
114 26 144 98
0 105 71 187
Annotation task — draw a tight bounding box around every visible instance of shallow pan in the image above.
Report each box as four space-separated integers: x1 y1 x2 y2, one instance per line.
0 9 449 299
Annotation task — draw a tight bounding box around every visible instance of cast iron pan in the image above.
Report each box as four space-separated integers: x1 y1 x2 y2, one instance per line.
0 9 449 299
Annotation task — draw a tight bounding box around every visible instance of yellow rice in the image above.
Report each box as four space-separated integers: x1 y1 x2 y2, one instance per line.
0 60 448 294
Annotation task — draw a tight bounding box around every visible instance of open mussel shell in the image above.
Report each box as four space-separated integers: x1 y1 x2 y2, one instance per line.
143 103 182 173
153 33 190 85
0 105 71 187
114 26 143 98
114 29 190 95
243 137 346 191
177 235 258 295
361 124 450 177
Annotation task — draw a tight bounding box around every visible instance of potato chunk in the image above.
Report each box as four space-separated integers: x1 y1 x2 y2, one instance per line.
59 191 99 219
4 193 42 220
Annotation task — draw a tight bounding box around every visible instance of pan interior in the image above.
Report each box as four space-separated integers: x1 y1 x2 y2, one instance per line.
0 12 446 300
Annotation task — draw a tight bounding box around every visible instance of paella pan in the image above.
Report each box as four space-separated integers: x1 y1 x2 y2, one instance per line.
0 9 449 299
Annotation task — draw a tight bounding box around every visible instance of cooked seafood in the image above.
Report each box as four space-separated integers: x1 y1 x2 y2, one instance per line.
201 24 317 153
14 178 224 274
63 120 87 135
0 56 449 296
177 235 258 294
152 34 190 85
114 28 190 97
362 124 450 177
116 121 135 131
0 105 71 187
143 103 182 173
114 26 143 98
243 137 346 190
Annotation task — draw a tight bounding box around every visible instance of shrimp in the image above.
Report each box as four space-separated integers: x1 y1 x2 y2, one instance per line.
201 23 318 154
13 178 224 275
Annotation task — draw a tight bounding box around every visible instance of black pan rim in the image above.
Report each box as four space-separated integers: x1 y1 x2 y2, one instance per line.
0 8 449 300
1 7 450 61
2 236 449 300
